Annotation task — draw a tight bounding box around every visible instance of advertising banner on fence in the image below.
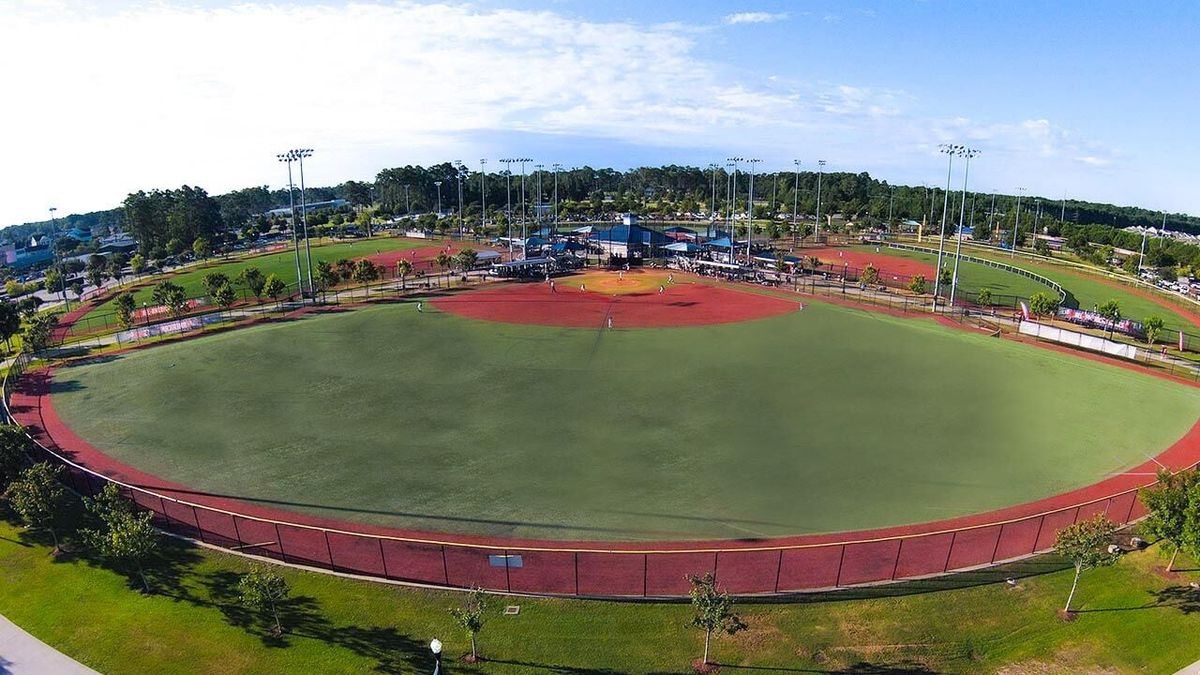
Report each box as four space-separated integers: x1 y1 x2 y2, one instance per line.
116 312 224 344
1018 320 1140 360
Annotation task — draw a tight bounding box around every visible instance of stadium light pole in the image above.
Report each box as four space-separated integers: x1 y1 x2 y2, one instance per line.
792 159 801 247
552 163 562 229
434 181 443 220
949 146 979 306
518 158 532 250
499 158 515 253
707 163 719 237
47 206 70 310
291 148 316 299
537 162 547 229
454 160 465 238
987 191 997 241
932 144 960 306
814 159 826 242
724 163 734 238
479 159 488 234
1011 187 1027 258
276 152 306 305
726 157 742 262
746 158 762 261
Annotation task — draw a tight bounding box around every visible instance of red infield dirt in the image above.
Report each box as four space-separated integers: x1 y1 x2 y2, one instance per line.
807 247 936 280
432 273 801 328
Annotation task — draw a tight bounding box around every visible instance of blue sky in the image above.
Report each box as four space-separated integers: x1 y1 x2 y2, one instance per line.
1 0 1196 225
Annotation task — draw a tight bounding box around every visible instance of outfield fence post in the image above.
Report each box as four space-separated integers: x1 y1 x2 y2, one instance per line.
574 552 580 596
773 549 783 593
379 539 390 578
1125 491 1138 523
504 549 512 592
834 544 846 587
324 530 336 571
158 495 170 528
441 545 449 585
231 515 243 549
275 523 287 562
891 539 903 580
1031 515 1046 554
642 554 648 597
191 505 206 543
943 531 957 572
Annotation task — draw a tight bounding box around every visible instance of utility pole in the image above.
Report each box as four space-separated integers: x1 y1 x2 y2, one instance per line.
499 158 516 254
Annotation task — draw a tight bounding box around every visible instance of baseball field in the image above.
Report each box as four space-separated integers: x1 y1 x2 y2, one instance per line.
47 274 1200 542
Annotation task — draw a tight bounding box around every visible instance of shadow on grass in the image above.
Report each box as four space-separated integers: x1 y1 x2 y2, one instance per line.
1152 585 1200 614
202 569 430 672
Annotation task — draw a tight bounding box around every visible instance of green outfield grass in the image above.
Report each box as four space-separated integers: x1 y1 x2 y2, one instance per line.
71 237 427 332
848 244 1058 302
50 294 1200 541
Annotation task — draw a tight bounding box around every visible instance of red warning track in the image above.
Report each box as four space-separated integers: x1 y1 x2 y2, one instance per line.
432 277 800 328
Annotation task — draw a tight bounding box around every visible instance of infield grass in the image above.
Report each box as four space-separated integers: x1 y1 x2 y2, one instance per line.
50 292 1200 541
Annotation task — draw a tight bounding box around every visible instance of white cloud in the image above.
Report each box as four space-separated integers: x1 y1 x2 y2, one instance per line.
0 1 1139 224
723 12 789 25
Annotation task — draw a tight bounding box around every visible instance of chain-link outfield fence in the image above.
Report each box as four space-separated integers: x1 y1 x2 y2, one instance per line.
5 347 1183 597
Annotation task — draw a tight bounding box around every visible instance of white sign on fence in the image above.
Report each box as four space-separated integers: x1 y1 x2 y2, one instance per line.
1018 321 1140 360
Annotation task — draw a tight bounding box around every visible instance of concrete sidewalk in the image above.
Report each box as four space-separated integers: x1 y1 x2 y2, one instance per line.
0 614 97 674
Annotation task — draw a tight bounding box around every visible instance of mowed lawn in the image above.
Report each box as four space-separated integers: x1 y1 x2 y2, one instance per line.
848 244 1058 302
50 295 1200 541
74 237 426 328
6 515 1200 674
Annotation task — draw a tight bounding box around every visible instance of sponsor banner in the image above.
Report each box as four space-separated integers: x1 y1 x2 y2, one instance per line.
116 312 224 343
250 243 289 255
133 298 206 320
1056 307 1142 337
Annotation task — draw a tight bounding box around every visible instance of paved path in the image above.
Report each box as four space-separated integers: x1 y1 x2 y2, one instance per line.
0 614 97 674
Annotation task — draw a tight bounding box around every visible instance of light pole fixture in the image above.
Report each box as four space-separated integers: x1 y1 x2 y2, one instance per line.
453 161 465 238
725 157 743 260
434 181 443 219
290 148 316 299
276 151 307 304
517 158 532 249
814 159 827 242
1011 187 1027 258
746 158 762 260
932 144 961 305
707 163 720 235
479 158 488 234
48 206 69 310
792 159 801 247
499 159 517 252
949 146 979 306
534 163 545 230
552 163 562 229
